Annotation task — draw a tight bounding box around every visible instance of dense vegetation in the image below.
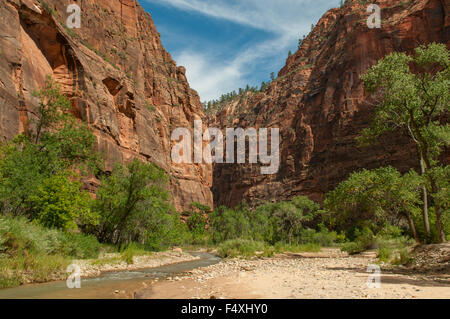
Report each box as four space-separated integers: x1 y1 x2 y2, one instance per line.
0 78 98 230
358 43 449 243
0 44 447 289
202 43 449 257
0 77 191 287
0 215 101 288
208 198 344 258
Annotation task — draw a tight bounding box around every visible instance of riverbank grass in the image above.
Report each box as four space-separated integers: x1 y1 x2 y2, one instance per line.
0 216 102 288
216 239 323 259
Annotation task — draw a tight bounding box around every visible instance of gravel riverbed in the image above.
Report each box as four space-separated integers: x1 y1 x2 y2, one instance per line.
143 248 450 299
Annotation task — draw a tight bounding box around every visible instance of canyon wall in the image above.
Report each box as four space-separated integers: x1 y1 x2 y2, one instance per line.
208 0 449 207
0 0 448 212
0 0 213 211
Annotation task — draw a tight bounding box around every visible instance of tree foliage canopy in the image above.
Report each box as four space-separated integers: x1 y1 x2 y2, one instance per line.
0 77 99 230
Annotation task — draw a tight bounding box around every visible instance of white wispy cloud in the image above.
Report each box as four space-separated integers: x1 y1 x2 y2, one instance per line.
145 0 337 100
176 34 296 101
176 51 243 101
148 0 333 36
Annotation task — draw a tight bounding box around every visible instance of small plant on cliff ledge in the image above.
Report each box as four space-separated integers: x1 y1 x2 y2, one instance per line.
145 101 156 112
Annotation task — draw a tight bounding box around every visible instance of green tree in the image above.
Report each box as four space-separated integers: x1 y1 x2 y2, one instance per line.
186 212 207 241
256 196 321 244
26 172 95 231
426 165 450 240
359 43 449 242
209 203 254 243
0 77 99 229
190 202 212 214
324 167 423 242
132 208 189 251
94 159 172 246
185 202 210 242
260 81 267 92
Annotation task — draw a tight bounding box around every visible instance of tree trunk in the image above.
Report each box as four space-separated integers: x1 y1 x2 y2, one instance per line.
430 179 446 243
420 156 431 236
434 206 446 243
405 212 420 244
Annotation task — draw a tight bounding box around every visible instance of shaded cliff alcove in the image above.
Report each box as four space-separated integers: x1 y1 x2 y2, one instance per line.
18 5 85 120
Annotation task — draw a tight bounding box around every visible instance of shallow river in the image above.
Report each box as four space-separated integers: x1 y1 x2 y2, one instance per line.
0 252 220 299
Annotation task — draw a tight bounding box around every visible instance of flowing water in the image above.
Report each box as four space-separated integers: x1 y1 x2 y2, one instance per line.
0 252 220 299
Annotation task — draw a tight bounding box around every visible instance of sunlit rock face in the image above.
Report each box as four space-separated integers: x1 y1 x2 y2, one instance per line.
0 0 213 211
207 0 449 208
0 0 448 212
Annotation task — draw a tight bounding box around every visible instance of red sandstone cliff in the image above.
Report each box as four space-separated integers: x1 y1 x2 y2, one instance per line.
207 0 449 207
0 0 213 211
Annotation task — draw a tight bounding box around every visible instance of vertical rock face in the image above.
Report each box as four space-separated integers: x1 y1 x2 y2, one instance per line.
0 0 213 211
207 0 449 207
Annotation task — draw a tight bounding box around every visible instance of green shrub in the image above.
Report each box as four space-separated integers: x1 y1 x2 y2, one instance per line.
342 227 376 254
377 246 393 263
57 233 101 259
186 212 207 238
210 197 324 246
186 203 211 244
255 196 322 244
217 239 266 258
392 248 413 265
119 243 149 264
26 173 96 231
341 242 363 255
324 167 423 239
209 204 255 243
298 225 340 246
377 224 404 239
142 211 190 251
121 249 134 265
261 246 275 257
0 216 102 288
0 215 102 259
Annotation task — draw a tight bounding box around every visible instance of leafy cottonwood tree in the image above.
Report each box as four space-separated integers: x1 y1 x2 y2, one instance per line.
26 172 93 231
324 167 423 242
209 203 254 243
359 43 449 242
0 77 99 230
94 159 173 246
254 196 322 245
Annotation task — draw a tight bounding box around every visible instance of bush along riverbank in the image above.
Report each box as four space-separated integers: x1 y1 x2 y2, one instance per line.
0 79 202 288
0 216 201 288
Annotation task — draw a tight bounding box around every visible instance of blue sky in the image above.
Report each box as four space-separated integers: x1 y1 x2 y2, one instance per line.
140 0 340 101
